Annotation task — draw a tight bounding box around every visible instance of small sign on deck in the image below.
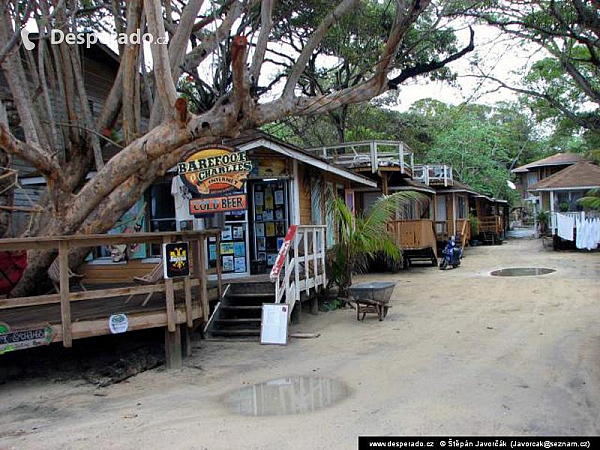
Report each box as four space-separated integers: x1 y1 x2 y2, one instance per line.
108 314 129 334
260 303 289 345
163 242 190 278
0 322 53 354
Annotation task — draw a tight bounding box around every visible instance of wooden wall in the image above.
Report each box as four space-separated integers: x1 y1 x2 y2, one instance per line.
297 162 312 225
447 194 455 235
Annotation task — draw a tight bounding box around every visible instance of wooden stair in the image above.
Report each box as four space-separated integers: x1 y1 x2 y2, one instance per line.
206 282 276 339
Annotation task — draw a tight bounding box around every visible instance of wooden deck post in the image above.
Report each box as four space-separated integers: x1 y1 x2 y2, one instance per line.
198 236 208 322
165 324 182 369
183 276 193 328
216 234 223 300
181 326 192 357
58 241 72 348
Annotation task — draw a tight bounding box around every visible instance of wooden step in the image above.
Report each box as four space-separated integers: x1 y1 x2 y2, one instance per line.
220 305 262 310
215 318 261 324
211 329 260 336
228 292 275 299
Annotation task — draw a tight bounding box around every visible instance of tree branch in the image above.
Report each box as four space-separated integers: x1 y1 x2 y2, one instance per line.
144 0 178 120
282 0 359 100
250 0 275 83
388 27 475 88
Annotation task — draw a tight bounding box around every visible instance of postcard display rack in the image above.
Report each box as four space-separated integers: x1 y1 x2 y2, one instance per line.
208 208 250 275
251 180 289 269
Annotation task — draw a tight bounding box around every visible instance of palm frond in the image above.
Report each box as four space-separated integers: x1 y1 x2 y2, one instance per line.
577 187 600 210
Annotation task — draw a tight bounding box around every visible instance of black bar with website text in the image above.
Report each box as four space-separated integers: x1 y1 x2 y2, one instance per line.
358 437 595 450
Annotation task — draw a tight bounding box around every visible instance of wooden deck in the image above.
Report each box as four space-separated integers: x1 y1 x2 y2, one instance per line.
388 219 437 255
0 231 221 369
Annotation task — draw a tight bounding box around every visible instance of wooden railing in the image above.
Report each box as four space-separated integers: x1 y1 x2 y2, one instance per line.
270 225 326 320
457 218 470 245
413 164 453 186
0 231 220 348
307 140 414 174
388 219 437 253
479 215 503 234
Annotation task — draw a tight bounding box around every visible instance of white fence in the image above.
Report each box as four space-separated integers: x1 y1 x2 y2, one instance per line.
270 225 327 320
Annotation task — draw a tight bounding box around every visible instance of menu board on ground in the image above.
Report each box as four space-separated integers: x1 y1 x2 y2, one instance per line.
260 303 289 345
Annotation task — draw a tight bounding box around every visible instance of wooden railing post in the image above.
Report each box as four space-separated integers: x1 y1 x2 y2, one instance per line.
320 227 326 288
304 229 310 297
58 241 72 348
312 228 318 284
293 232 300 321
198 235 208 322
215 233 223 301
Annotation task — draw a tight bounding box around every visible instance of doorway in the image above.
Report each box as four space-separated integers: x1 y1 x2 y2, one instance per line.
249 179 290 272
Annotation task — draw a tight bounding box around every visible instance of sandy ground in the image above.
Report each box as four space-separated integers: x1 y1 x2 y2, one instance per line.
1 238 599 449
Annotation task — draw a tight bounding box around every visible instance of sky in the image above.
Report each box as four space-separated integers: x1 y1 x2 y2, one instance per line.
394 23 545 112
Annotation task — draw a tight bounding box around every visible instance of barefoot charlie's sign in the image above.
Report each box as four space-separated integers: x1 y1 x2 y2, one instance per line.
178 145 252 213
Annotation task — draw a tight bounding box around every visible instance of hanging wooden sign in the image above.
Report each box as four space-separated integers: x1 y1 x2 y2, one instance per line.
189 194 247 214
178 145 252 196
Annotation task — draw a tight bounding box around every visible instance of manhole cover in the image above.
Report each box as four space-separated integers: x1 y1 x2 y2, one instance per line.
490 268 556 277
223 376 348 416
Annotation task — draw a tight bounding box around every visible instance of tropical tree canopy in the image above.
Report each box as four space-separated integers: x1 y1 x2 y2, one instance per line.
0 0 475 296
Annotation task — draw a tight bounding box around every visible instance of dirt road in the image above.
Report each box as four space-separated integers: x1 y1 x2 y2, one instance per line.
1 238 599 449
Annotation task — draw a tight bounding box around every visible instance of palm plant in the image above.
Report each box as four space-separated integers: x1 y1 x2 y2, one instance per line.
326 191 425 299
578 188 600 210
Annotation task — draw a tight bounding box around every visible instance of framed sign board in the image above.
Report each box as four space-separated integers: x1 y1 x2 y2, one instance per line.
163 242 190 278
260 303 289 345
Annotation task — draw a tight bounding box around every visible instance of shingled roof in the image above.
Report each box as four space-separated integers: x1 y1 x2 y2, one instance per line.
528 161 600 191
512 153 583 173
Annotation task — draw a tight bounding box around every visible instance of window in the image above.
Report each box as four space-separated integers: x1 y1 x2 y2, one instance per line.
527 172 538 186
458 196 468 219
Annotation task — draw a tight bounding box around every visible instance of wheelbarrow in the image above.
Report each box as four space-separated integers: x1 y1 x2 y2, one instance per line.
348 281 396 321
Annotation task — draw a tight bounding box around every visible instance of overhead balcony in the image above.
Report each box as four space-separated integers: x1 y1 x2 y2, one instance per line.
307 140 414 175
413 164 453 187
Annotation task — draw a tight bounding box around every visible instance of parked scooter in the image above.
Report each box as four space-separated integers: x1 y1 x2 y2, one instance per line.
439 236 462 270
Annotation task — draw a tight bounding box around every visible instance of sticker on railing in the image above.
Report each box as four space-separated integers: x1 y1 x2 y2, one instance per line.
270 225 297 281
109 314 129 334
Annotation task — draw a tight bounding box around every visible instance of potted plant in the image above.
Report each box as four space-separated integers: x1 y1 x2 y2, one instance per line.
536 210 550 235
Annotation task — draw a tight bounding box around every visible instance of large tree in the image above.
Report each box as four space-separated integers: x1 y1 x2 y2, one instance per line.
460 0 600 136
0 0 474 296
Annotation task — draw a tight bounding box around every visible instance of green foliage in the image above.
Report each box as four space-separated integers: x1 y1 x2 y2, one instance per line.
469 214 479 237
577 188 600 210
326 191 423 298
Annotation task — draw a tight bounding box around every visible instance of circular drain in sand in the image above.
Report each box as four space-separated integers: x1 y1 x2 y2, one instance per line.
490 267 556 277
223 376 349 416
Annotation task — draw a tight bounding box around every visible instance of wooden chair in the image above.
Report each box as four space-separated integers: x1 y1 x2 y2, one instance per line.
127 261 164 306
47 258 87 292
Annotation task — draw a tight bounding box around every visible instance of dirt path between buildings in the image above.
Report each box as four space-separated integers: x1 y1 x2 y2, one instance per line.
1 238 599 449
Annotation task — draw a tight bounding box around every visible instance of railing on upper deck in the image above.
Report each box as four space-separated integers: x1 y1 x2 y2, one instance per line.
413 164 453 186
307 140 414 174
270 225 327 321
